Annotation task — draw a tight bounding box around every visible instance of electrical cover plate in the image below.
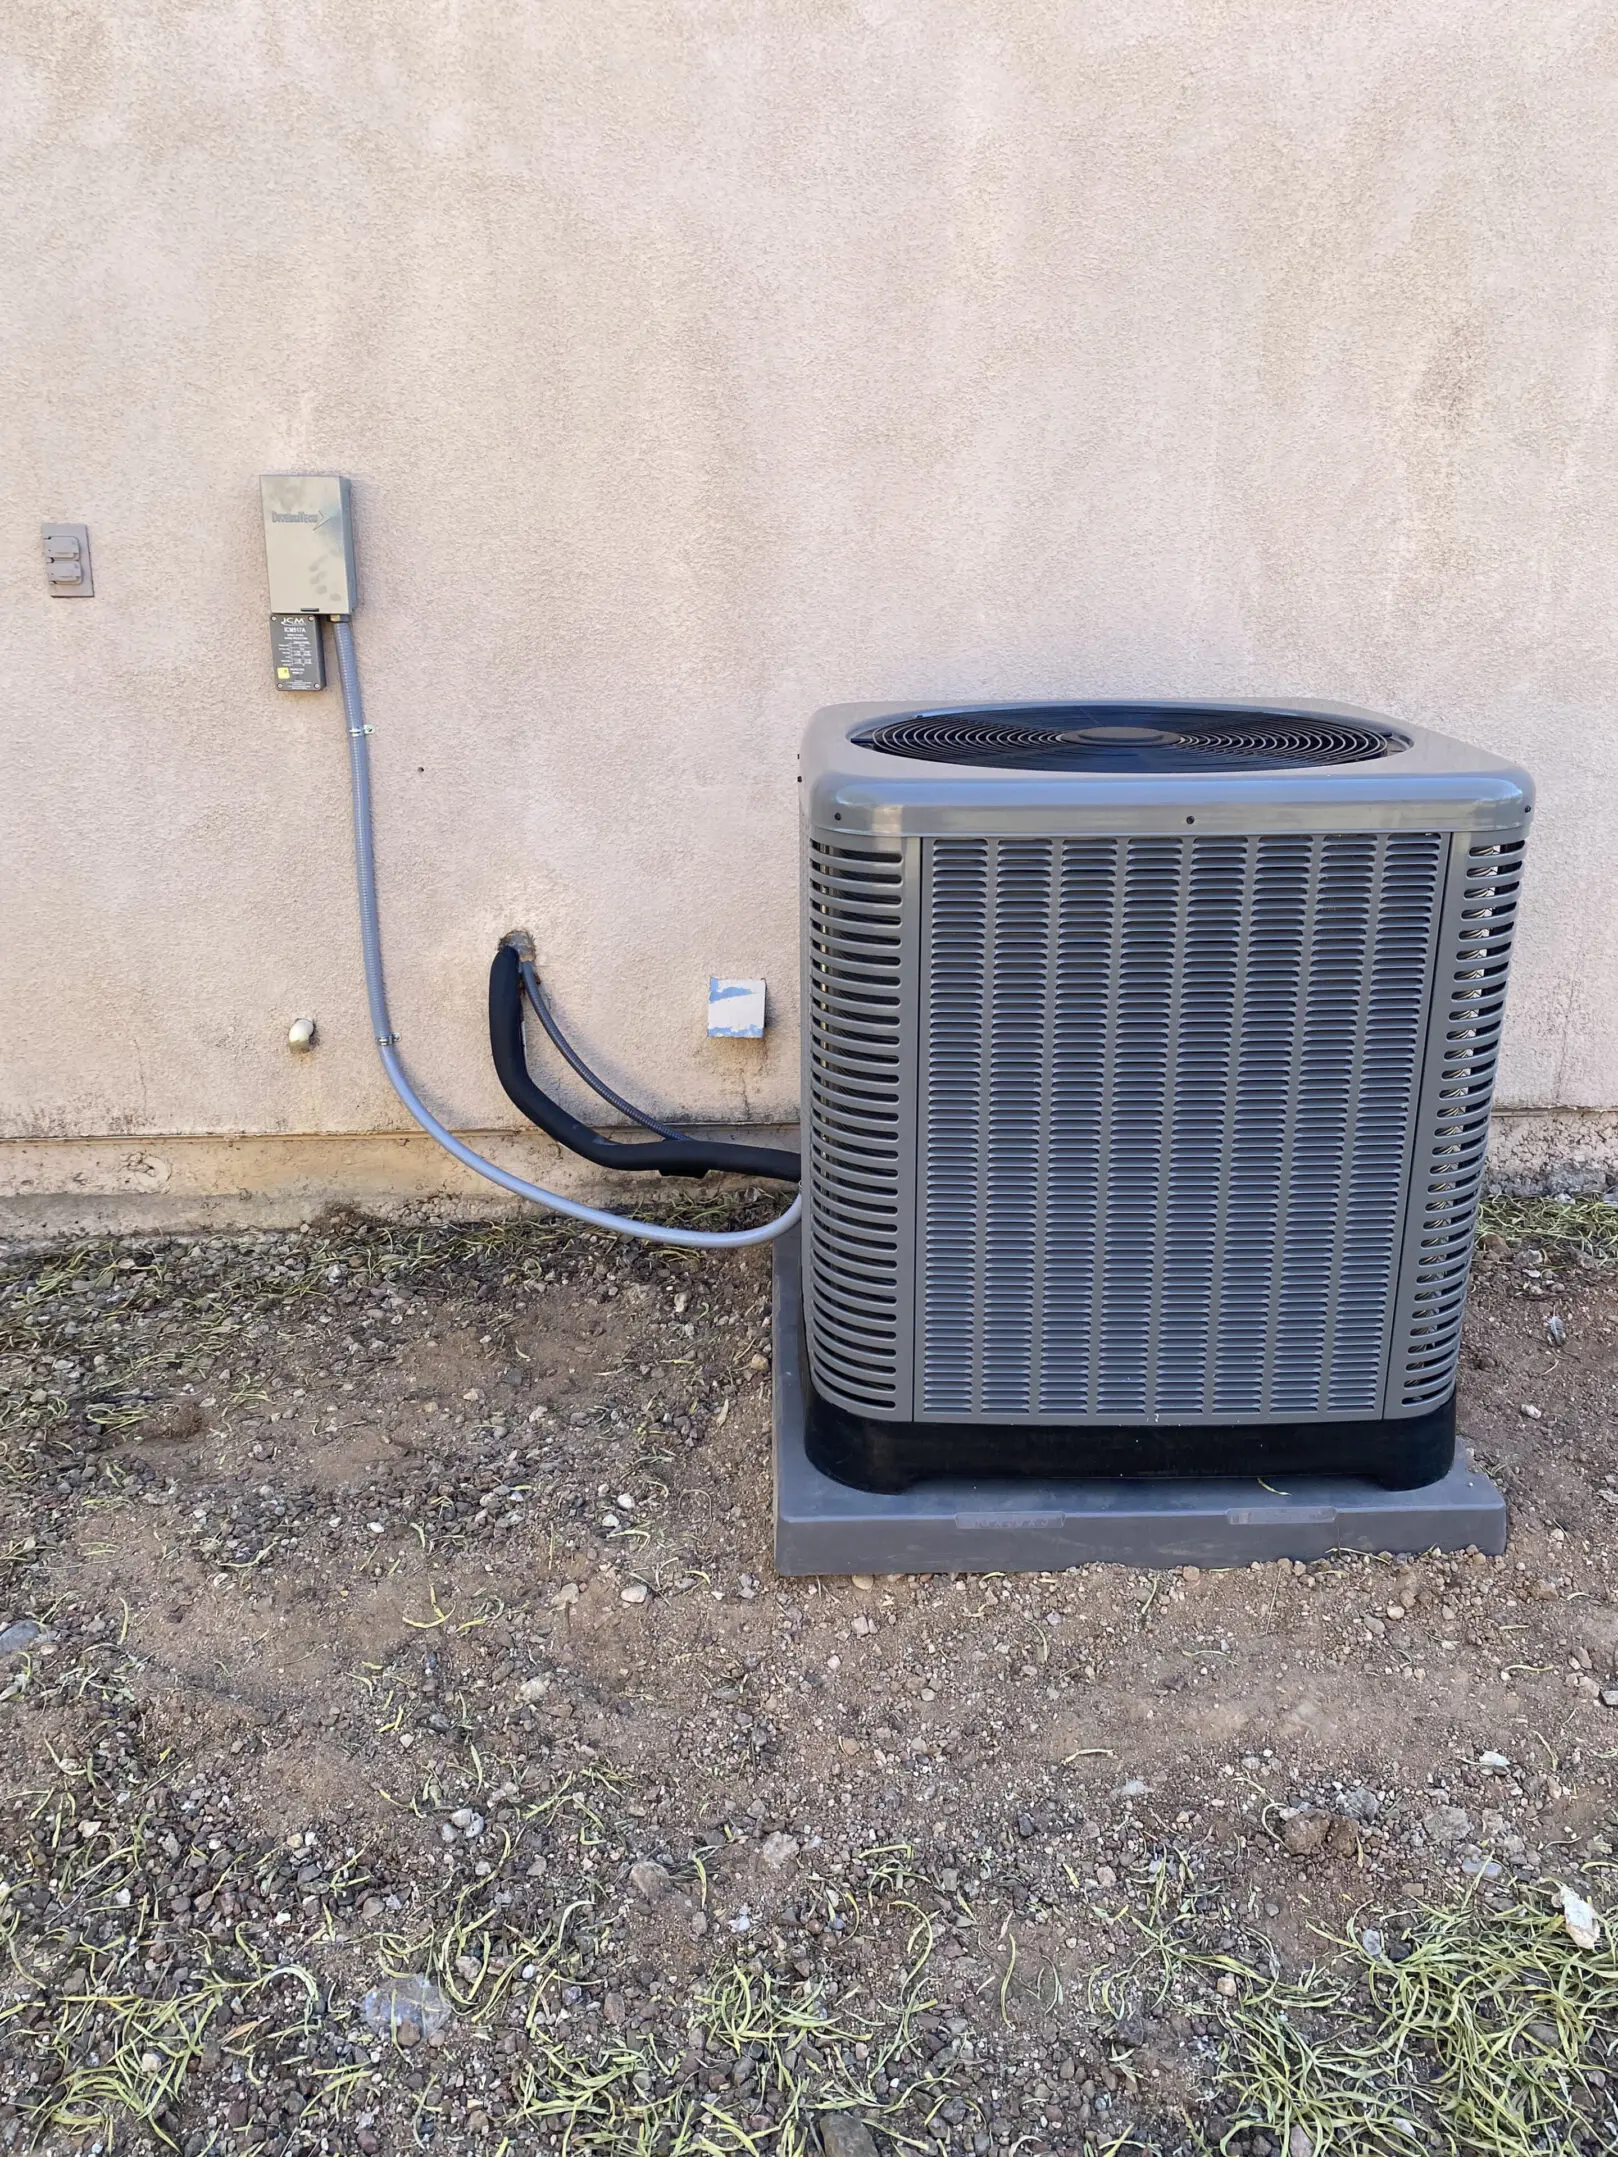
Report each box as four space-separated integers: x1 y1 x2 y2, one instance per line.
260 474 356 616
42 524 93 596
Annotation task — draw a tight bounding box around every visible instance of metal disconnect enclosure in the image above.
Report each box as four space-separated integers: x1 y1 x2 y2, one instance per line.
799 701 1532 1433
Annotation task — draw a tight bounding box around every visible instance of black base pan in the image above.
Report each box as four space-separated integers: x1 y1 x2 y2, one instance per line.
804 1384 1456 1496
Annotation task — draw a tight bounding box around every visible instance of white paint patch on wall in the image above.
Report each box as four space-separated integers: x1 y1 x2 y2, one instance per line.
2 1 1616 1181
708 980 767 1039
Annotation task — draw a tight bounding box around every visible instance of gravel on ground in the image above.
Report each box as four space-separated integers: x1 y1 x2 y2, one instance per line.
2 1191 1617 2156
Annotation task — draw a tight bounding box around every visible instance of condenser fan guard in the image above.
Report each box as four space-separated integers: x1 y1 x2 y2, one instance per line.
851 704 1410 773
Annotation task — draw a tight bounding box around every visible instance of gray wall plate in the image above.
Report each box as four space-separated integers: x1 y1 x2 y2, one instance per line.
772 1223 1506 1575
42 524 92 595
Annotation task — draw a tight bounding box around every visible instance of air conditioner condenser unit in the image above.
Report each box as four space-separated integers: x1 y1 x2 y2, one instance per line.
799 700 1531 1495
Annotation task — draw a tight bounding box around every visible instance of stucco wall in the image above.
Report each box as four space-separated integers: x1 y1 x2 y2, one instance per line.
4 2 1617 1215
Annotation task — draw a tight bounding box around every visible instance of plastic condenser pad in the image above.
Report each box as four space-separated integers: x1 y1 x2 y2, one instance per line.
772 1226 1506 1576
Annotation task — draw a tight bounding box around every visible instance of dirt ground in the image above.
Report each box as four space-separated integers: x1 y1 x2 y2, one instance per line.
2 1192 1617 2157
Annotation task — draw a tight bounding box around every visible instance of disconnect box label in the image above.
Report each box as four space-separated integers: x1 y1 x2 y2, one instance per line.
270 613 324 691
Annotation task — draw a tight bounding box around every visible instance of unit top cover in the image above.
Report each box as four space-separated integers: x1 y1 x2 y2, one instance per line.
851 703 1405 773
803 700 1534 836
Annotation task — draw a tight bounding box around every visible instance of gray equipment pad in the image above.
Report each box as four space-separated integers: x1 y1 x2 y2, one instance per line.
772 1226 1505 1575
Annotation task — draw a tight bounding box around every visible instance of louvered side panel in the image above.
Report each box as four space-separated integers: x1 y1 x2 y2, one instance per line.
916 839 991 1413
1393 833 1527 1408
918 832 1444 1422
1152 837 1248 1413
1034 842 1119 1413
802 835 916 1415
1256 833 1445 1415
1328 834 1448 1410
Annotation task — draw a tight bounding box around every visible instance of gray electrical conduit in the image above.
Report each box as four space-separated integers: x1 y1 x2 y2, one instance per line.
329 616 803 1251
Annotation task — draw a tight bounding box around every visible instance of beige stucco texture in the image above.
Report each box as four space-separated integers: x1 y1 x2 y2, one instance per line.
4 3 1617 1218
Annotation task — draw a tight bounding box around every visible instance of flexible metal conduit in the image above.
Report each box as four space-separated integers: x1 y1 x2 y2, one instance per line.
330 616 802 1251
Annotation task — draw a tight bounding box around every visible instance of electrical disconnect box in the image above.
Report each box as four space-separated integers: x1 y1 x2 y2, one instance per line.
259 475 356 616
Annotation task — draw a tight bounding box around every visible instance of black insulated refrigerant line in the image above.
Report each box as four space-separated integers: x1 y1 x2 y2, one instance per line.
487 943 800 1183
516 953 688 1139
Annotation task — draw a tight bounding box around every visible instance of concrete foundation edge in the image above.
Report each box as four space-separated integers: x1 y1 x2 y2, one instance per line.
0 1106 1611 1240
771 1224 1507 1575
0 1125 800 1240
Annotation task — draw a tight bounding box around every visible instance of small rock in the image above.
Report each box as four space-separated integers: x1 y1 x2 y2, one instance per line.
1016 1812 1037 1839
1559 1883 1602 1951
1422 1806 1471 1848
1289 2128 1315 2157
760 1832 800 1872
1327 1817 1360 1860
361 1975 450 2042
1601 1689 1618 1709
621 1582 650 1606
1215 1973 1238 1997
0 1619 45 1659
1339 1785 1379 1822
450 1809 484 1839
1521 1404 1543 1420
630 1861 673 1901
1280 1811 1331 1858
819 2114 880 2157
1547 1315 1567 1346
1479 1751 1511 1771
851 1574 875 1590
1116 1778 1150 1799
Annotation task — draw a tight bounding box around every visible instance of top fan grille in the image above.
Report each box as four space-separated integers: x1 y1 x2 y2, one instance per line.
852 706 1407 773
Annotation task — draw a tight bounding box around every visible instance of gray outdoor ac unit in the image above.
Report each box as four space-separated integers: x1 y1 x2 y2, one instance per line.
798 700 1532 1493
